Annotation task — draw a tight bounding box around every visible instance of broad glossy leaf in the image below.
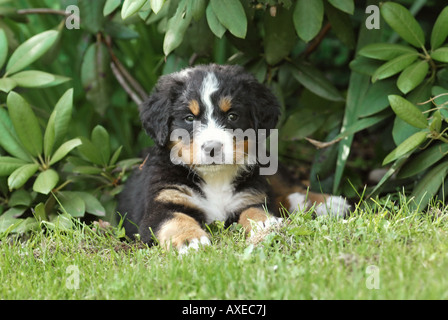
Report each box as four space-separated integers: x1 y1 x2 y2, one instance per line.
0 157 28 176
7 92 43 157
411 161 448 209
92 125 110 165
292 62 344 102
293 0 323 42
103 0 121 16
206 3 226 38
7 163 39 191
431 6 448 50
33 169 59 195
388 95 428 129
372 53 419 82
210 0 247 39
189 0 206 21
327 0 354 14
10 71 70 88
5 30 58 76
50 138 82 166
53 89 74 149
265 7 296 65
0 28 7 70
0 108 31 161
0 78 17 93
380 2 425 48
44 110 56 159
79 0 106 33
383 130 427 165
151 0 165 14
58 191 86 218
397 60 429 94
121 0 147 19
431 48 448 63
163 0 192 56
358 79 401 117
324 1 355 49
78 137 104 166
71 192 106 217
358 43 418 61
398 143 448 178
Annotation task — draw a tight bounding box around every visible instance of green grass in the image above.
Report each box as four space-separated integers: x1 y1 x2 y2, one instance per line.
1 196 448 300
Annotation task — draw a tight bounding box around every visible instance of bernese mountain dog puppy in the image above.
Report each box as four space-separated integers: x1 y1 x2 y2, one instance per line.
118 64 349 253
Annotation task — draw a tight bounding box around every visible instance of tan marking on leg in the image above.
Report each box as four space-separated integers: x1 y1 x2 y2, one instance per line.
238 207 269 234
219 96 232 113
188 99 200 116
155 188 199 210
157 212 208 250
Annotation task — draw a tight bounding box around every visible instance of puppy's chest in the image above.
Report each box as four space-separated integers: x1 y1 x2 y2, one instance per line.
191 180 246 224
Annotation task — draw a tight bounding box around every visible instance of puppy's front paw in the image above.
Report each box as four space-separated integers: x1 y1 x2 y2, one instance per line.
315 196 351 218
178 236 211 255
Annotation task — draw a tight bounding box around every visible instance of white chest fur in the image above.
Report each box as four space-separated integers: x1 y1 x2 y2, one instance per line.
190 166 254 224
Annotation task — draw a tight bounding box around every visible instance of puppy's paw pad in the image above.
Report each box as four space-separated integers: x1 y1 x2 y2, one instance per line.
315 196 350 218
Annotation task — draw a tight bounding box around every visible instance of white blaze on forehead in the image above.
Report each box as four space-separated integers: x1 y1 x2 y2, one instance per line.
200 72 220 123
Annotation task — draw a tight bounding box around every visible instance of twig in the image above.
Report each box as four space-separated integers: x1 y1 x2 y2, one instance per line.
17 8 68 16
302 22 332 58
305 137 343 149
110 62 143 106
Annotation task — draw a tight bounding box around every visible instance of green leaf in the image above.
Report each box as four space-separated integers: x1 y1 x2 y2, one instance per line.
358 79 401 117
9 71 70 88
431 48 448 63
372 53 419 82
429 110 442 134
0 28 8 70
44 110 56 159
7 164 39 191
92 125 110 165
210 0 247 39
33 169 59 195
398 143 448 178
109 145 123 166
151 0 165 14
264 7 296 65
0 108 32 161
189 0 206 21
431 6 448 50
358 43 418 61
121 0 147 19
33 203 47 221
292 62 344 102
71 192 106 217
293 0 323 42
380 2 425 48
388 95 428 129
103 0 121 16
49 138 82 166
383 130 427 165
58 191 86 218
7 92 43 157
163 0 192 56
0 157 28 176
0 78 17 93
397 60 429 94
5 30 58 76
411 161 448 209
324 1 355 49
78 137 104 166
52 89 74 149
327 0 354 14
9 189 32 207
206 3 226 38
79 0 106 33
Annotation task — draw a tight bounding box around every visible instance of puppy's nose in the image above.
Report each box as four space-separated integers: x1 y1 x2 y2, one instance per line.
202 141 223 158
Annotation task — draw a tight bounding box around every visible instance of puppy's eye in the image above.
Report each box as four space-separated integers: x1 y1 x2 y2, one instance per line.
227 113 239 122
185 115 195 123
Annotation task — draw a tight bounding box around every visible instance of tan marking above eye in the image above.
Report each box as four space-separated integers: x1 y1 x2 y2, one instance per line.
188 99 200 116
219 97 232 113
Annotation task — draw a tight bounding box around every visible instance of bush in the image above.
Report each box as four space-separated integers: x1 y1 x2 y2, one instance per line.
1 0 448 235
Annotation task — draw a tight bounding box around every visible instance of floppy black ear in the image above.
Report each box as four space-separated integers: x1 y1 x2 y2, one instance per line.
249 81 281 133
139 75 184 147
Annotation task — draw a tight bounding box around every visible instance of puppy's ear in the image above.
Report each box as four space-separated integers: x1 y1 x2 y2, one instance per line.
249 82 281 132
140 75 184 147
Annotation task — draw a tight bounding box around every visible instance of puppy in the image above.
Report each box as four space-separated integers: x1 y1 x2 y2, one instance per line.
117 64 349 253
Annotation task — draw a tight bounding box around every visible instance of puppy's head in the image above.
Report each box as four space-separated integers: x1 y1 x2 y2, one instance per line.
140 64 280 172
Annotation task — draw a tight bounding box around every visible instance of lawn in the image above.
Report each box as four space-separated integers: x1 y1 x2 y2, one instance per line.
1 195 448 300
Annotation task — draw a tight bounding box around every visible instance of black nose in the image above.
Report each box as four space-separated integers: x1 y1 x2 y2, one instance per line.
202 141 223 158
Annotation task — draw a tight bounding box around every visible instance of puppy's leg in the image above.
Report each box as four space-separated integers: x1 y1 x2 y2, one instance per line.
238 207 282 236
156 212 211 254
